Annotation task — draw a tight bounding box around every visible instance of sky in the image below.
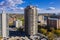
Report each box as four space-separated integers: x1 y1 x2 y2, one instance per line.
0 0 60 13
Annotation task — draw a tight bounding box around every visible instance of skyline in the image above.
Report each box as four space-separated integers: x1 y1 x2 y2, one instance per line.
0 0 60 13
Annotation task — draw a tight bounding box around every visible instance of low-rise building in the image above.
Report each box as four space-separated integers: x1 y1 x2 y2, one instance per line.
47 18 60 29
13 20 22 28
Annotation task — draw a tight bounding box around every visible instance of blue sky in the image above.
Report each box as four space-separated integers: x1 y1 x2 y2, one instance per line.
0 0 60 13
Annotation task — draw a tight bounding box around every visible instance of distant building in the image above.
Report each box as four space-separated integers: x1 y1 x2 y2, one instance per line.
13 17 17 21
13 20 22 28
38 15 47 26
24 5 38 36
9 16 17 26
0 11 9 38
47 18 60 29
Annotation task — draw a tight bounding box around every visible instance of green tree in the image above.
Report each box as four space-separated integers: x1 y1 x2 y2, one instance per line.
9 22 13 26
55 29 60 37
39 28 47 35
47 32 54 40
50 28 55 33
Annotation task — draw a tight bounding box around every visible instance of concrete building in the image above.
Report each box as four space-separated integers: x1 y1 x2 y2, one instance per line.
47 18 60 29
24 5 38 36
0 11 9 38
13 20 22 28
38 15 47 26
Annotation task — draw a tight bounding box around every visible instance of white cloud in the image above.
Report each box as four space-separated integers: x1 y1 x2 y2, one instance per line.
37 7 60 13
16 7 24 10
20 7 24 10
49 7 55 10
11 7 24 11
38 9 60 13
0 0 60 14
6 0 24 7
46 7 55 10
8 7 24 13
0 0 24 12
37 8 42 10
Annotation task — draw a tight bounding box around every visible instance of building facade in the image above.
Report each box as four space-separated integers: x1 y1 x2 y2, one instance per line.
38 15 47 26
0 11 9 38
0 14 2 37
24 6 38 36
13 20 22 28
47 18 60 29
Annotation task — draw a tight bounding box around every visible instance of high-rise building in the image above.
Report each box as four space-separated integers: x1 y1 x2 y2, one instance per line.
0 11 9 38
24 6 38 36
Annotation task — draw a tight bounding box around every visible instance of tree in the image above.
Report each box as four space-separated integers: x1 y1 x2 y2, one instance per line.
9 21 13 26
39 28 47 35
55 29 60 37
47 32 54 40
50 28 55 33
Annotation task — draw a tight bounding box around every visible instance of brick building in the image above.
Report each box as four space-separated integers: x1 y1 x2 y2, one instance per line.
47 18 60 29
